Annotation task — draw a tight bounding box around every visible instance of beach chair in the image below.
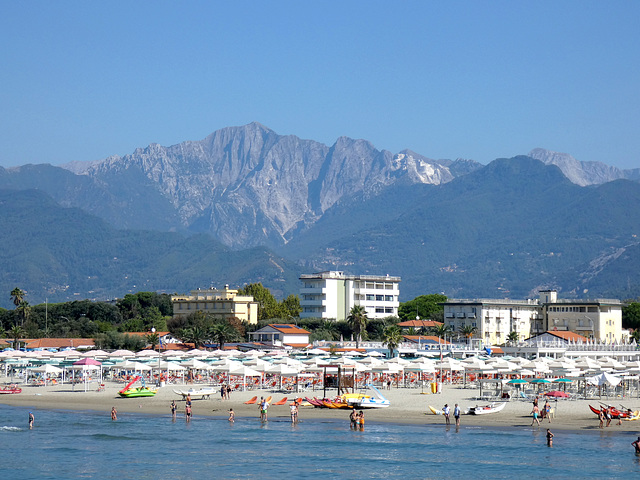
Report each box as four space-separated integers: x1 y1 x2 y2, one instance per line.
272 397 288 406
243 396 258 404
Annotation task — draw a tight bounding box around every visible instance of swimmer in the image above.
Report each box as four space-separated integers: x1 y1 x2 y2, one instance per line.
633 436 640 455
28 411 34 429
228 408 235 422
111 406 117 421
546 429 554 447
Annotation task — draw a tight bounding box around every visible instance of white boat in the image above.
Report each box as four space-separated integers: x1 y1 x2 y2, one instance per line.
173 387 216 400
343 385 390 409
467 402 507 415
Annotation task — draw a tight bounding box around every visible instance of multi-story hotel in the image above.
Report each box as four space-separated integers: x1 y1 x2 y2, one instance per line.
299 271 400 321
171 285 259 324
442 290 623 344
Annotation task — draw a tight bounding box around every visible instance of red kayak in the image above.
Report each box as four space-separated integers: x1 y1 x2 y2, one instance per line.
0 385 22 394
589 404 629 419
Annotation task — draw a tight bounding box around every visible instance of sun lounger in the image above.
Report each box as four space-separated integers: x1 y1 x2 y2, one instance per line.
243 396 258 404
272 397 288 406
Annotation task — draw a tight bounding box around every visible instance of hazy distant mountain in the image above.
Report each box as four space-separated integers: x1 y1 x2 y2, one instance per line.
0 189 301 307
528 148 640 186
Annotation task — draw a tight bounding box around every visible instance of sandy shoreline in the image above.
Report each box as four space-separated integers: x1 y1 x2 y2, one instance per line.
2 381 640 434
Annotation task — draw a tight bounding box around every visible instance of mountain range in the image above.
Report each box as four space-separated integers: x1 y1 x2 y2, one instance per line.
1 122 639 308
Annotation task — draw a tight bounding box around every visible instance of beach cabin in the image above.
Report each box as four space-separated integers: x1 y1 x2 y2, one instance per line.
248 324 311 349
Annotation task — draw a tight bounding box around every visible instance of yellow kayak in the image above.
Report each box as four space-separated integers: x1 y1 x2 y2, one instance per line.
428 405 442 415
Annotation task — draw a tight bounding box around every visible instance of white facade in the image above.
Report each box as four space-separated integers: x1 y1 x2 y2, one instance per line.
442 290 623 344
300 271 400 321
443 299 541 345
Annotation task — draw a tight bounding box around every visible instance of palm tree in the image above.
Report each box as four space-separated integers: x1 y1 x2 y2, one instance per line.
10 287 25 308
179 325 207 349
16 301 31 326
145 332 160 351
210 322 239 351
382 325 404 358
431 323 453 340
506 331 519 346
459 325 477 344
347 305 368 349
9 325 23 350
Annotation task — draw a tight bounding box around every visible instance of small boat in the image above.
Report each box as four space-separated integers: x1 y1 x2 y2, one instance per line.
428 405 443 415
343 385 390 409
118 376 158 398
589 405 630 419
173 387 215 400
0 384 22 394
305 397 324 407
467 402 507 415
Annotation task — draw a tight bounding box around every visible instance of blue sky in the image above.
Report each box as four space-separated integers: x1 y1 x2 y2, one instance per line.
1 1 638 169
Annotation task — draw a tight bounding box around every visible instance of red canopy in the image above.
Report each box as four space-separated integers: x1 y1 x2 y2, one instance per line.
544 390 569 398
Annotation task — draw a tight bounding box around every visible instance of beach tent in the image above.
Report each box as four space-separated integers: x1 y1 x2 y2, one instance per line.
70 358 102 391
587 372 622 387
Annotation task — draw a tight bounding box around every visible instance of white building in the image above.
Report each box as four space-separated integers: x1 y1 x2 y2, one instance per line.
442 290 623 344
248 324 311 349
299 271 400 321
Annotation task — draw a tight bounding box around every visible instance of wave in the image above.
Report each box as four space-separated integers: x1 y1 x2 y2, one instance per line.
0 426 22 432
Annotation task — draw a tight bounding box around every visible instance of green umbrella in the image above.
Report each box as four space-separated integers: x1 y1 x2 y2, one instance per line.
529 378 551 384
554 378 572 382
507 379 528 384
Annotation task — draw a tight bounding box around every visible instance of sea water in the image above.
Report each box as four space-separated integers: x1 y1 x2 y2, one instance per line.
1 405 638 479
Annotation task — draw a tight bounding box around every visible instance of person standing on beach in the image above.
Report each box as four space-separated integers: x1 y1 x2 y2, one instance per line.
604 406 612 427
259 397 269 421
546 429 554 447
531 404 540 426
111 407 117 421
598 409 605 428
543 400 551 423
171 400 177 419
632 436 640 455
186 393 192 408
28 411 34 429
443 404 450 425
454 404 461 427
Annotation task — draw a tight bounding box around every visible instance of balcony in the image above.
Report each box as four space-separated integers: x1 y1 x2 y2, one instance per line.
456 313 466 318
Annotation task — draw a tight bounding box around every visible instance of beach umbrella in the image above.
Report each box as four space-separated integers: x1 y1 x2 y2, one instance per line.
529 378 551 384
109 349 136 358
507 379 528 385
545 390 570 398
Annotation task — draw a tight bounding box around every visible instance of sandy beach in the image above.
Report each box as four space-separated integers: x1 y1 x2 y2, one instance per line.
3 381 640 433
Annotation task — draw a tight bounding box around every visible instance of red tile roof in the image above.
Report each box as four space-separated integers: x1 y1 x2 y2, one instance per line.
267 324 311 335
397 320 444 328
24 338 95 349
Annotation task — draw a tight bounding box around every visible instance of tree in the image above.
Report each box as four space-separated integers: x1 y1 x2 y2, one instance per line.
178 325 208 349
431 323 453 339
459 325 477 344
145 332 159 351
16 301 31 326
382 325 404 358
9 325 23 350
10 288 25 308
398 294 447 322
347 305 368 349
631 329 640 344
623 302 640 329
506 331 519 346
210 322 240 351
239 283 283 320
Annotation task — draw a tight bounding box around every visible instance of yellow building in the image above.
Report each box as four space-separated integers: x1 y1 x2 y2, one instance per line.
171 285 258 324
